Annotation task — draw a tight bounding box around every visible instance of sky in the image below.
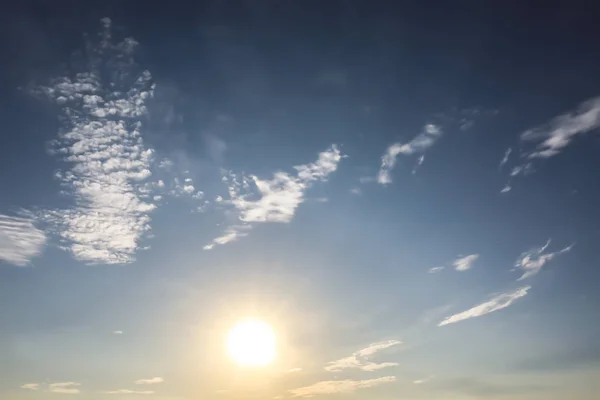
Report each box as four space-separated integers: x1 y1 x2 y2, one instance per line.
1 1 600 399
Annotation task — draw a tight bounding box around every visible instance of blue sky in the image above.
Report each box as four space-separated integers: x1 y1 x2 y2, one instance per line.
1 1 600 399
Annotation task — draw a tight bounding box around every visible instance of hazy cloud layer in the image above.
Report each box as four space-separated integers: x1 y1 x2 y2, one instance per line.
439 286 531 326
289 377 396 397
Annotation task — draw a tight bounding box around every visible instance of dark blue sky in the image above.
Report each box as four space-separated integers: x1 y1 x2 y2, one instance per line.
1 1 599 399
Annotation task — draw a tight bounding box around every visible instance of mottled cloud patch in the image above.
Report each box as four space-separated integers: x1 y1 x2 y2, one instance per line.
325 339 401 372
0 213 47 266
453 254 479 271
378 124 442 185
289 377 396 397
205 146 341 249
439 286 531 327
31 18 158 265
515 240 573 280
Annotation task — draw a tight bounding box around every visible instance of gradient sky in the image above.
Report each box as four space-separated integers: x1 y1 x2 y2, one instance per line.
1 1 600 400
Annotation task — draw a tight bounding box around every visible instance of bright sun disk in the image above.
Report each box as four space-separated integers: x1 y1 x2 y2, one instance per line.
226 319 276 366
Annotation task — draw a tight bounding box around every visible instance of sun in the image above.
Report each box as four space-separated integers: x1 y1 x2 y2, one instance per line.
226 319 276 366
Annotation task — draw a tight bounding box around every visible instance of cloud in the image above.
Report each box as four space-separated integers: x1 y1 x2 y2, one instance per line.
112 330 123 335
500 184 511 193
411 155 425 175
21 383 39 390
325 339 401 372
49 382 81 394
289 377 396 397
498 148 512 170
104 389 154 395
413 375 435 385
350 187 362 195
428 266 445 274
521 97 600 158
515 240 573 280
0 212 47 266
438 286 531 327
205 146 341 249
453 254 479 271
377 124 442 185
31 18 157 265
134 377 164 385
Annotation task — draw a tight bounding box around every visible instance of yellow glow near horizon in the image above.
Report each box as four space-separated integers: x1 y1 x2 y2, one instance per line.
226 319 276 366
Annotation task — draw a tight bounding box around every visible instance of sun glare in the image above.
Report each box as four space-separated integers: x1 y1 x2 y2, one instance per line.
226 319 276 367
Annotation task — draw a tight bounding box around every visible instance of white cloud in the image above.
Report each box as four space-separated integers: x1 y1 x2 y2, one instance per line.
205 146 341 249
325 339 401 372
349 187 362 195
112 330 123 335
289 377 396 397
428 266 445 274
499 148 512 169
0 213 47 266
104 389 154 395
31 19 157 265
453 254 479 271
515 239 573 280
412 155 425 175
134 377 164 385
500 184 511 193
413 375 434 385
20 383 39 390
521 97 600 158
49 382 81 394
438 286 531 327
377 124 442 185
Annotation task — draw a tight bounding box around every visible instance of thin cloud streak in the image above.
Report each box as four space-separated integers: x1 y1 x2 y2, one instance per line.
49 382 81 394
0 213 47 266
515 240 573 280
134 377 164 385
438 286 531 327
325 339 401 372
521 97 600 158
377 124 442 185
289 377 396 397
104 389 154 395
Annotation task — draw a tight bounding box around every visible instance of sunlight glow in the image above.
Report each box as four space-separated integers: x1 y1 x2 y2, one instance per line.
226 319 276 366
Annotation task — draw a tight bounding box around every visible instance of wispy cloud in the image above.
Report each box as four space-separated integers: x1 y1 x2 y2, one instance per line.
411 155 425 175
413 375 435 385
49 382 81 394
428 266 445 274
0 213 47 266
498 148 512 170
31 18 157 265
205 146 341 249
112 330 123 335
104 389 154 395
515 240 573 280
438 286 531 327
521 97 600 158
350 187 362 195
289 377 396 397
20 383 39 390
134 377 164 385
453 254 479 271
377 124 442 185
325 339 401 372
